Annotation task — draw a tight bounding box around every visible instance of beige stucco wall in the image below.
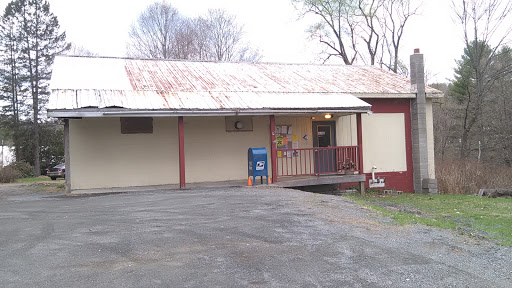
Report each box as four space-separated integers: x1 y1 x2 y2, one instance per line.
337 107 436 177
183 116 271 183
70 116 273 189
426 99 436 179
336 115 357 146
361 113 407 173
69 117 179 190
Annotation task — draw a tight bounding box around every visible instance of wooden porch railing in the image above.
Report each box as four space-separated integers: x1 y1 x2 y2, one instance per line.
275 146 360 178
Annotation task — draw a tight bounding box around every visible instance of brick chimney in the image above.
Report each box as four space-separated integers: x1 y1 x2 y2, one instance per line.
410 49 437 194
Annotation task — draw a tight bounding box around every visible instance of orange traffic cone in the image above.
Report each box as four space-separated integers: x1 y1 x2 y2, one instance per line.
267 177 272 184
248 177 253 186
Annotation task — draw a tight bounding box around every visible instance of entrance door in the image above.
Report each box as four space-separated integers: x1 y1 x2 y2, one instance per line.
313 121 336 173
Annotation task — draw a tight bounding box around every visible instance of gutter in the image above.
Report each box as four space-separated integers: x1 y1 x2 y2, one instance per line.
48 108 372 118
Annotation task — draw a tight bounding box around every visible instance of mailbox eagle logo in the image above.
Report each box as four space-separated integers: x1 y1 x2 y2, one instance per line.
256 161 265 170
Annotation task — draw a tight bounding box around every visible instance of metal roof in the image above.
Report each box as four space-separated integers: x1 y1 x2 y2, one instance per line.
48 56 441 117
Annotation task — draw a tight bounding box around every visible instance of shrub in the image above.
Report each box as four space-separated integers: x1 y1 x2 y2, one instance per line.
9 161 34 178
436 159 512 194
0 166 21 183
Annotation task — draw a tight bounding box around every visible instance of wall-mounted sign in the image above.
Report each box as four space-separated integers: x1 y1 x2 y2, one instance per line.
276 135 284 148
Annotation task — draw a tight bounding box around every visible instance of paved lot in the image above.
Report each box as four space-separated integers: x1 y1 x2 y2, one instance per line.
0 185 511 287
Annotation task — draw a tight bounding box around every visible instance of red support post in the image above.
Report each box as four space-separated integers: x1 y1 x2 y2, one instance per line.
270 115 277 183
356 113 364 175
178 116 186 188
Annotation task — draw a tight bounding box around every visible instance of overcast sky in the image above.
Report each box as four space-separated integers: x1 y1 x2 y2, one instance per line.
0 0 470 83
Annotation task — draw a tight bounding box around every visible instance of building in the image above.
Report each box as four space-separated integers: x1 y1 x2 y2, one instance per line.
48 50 441 193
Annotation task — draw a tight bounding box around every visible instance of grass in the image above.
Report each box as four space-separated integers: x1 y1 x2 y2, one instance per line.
30 182 65 193
13 176 65 193
16 176 58 183
346 193 512 246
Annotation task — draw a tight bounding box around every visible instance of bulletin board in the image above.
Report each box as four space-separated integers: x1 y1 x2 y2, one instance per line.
275 125 299 158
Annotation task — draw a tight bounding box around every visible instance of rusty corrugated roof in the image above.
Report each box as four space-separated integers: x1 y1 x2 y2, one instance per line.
48 56 441 115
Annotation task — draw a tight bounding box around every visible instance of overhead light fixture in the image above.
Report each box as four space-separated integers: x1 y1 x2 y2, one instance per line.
311 116 316 120
324 114 332 119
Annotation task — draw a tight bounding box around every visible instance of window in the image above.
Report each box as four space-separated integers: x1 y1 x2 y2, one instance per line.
120 117 153 134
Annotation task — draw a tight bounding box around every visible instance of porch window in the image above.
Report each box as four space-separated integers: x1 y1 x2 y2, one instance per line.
121 117 153 134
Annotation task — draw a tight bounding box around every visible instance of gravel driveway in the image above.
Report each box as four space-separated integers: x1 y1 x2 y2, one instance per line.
0 184 511 287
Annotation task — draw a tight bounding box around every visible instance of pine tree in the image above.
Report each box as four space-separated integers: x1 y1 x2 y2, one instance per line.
1 0 68 175
0 3 22 161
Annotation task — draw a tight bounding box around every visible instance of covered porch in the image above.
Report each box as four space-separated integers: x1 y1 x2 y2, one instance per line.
167 112 368 192
170 112 368 191
269 114 366 191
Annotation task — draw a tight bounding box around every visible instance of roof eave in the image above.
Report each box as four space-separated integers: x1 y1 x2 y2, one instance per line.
356 93 416 98
47 107 372 118
426 93 444 98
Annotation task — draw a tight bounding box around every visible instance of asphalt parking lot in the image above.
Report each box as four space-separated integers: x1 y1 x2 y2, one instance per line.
0 185 511 287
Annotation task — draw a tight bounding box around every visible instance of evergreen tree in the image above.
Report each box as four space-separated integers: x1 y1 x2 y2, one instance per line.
449 41 512 162
0 4 22 161
1 0 68 175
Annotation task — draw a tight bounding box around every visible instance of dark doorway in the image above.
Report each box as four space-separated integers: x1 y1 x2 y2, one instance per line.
313 121 336 173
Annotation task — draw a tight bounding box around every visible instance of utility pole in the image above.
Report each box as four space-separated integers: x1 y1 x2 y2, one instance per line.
1 139 4 168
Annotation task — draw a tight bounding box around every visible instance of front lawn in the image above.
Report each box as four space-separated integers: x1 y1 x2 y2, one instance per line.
16 176 59 183
346 193 512 246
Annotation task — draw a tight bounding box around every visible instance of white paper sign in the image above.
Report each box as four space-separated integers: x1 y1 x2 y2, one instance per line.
256 161 265 170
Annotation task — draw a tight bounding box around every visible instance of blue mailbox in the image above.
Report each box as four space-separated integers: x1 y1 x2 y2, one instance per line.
248 147 268 185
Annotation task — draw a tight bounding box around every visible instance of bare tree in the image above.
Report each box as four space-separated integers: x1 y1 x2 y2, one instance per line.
192 16 210 61
174 18 198 60
236 45 263 62
293 0 359 64
292 0 419 69
203 9 243 61
127 3 261 62
64 43 98 56
431 83 464 161
126 1 182 59
357 0 384 65
451 0 512 158
199 9 261 62
380 0 420 73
